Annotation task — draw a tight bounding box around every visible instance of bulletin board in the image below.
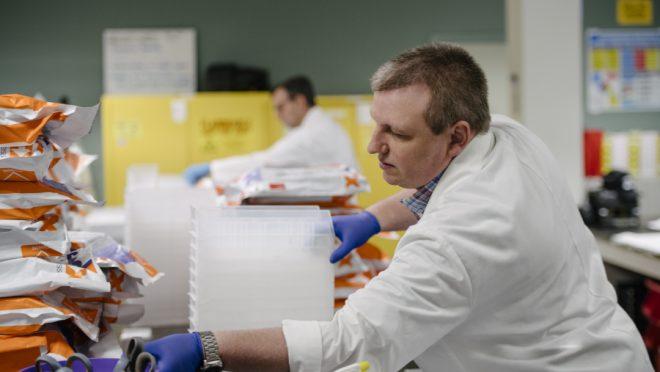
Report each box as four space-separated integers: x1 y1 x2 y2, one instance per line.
587 28 660 114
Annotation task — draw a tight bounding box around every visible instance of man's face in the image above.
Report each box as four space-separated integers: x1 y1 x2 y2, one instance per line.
272 87 308 128
368 83 453 188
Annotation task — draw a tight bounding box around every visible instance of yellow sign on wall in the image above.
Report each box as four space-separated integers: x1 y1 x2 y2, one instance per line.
617 0 654 25
187 93 280 164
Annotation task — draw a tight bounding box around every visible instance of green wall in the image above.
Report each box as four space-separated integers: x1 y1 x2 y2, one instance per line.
0 0 505 101
0 0 504 199
583 0 660 131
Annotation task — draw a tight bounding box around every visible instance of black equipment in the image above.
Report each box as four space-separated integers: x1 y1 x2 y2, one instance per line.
581 170 640 229
204 63 270 91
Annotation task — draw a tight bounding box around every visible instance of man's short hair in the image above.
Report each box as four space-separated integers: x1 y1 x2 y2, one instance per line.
274 75 316 107
371 43 490 134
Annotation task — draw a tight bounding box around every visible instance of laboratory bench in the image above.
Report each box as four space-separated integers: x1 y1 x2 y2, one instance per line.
592 224 660 281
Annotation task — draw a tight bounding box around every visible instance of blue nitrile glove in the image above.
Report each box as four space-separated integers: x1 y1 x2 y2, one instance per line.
330 211 381 264
184 163 210 185
143 332 204 372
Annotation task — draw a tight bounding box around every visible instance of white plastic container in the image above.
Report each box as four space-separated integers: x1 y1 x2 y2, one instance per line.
189 206 334 331
125 165 215 326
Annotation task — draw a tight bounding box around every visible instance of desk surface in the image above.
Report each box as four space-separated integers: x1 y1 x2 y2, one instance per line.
594 231 660 281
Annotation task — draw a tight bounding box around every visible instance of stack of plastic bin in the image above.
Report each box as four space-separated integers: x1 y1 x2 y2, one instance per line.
217 165 390 309
124 165 215 326
189 206 334 331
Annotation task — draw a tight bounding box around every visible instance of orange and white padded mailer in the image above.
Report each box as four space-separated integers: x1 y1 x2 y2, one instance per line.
0 329 74 371
69 231 163 286
0 291 100 341
0 179 98 220
0 94 98 148
0 214 69 263
47 146 97 187
0 137 55 182
0 257 110 298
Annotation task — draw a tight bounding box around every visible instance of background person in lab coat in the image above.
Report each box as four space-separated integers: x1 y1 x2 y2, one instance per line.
183 75 357 185
144 44 652 371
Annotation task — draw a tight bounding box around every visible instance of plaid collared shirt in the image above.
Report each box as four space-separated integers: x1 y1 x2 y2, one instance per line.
400 171 445 219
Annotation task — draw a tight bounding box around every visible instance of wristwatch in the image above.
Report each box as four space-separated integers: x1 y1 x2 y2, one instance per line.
198 331 224 371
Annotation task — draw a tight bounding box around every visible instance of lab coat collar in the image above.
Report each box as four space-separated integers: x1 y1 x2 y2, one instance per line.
299 106 322 128
428 119 497 205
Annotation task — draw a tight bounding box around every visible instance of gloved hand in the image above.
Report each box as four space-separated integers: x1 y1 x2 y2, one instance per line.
143 332 203 372
330 211 381 264
184 163 210 185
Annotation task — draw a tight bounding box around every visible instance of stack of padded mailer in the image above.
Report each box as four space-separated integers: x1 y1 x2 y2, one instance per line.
219 164 369 214
0 95 161 371
67 231 163 328
217 164 391 308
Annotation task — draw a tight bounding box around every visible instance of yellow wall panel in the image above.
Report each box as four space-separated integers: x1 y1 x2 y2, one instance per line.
102 93 280 205
102 95 191 206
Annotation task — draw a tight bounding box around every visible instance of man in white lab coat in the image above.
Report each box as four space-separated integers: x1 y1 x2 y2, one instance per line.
145 44 652 371
183 75 357 185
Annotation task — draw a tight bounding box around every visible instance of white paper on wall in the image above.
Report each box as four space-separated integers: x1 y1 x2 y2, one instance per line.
609 132 630 171
103 28 196 94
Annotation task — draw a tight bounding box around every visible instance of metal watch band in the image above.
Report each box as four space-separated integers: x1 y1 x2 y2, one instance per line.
199 331 224 371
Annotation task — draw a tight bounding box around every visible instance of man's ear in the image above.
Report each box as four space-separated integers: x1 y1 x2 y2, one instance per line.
448 120 473 158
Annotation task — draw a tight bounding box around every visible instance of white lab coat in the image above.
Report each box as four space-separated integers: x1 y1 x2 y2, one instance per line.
209 106 357 185
282 115 652 372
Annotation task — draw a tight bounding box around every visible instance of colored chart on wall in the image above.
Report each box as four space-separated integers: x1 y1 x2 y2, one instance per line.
587 29 660 114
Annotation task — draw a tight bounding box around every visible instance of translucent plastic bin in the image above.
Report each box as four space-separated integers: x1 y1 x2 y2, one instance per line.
189 206 334 331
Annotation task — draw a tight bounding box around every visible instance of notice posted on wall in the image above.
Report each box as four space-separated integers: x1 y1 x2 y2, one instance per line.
587 28 660 114
103 28 196 94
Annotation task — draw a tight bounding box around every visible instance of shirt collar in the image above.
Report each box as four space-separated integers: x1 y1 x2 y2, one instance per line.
400 170 445 219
